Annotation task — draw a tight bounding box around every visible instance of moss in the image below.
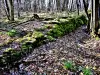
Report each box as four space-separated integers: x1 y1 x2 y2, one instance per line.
32 31 44 38
6 29 18 37
46 15 87 38
77 15 87 24
46 35 55 41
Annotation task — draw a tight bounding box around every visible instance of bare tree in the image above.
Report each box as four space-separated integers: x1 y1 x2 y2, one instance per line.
9 0 14 21
83 0 91 32
3 0 10 20
17 0 21 18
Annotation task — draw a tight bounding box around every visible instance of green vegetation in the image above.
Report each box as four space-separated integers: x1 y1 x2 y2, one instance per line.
6 29 17 37
47 15 87 38
63 61 74 70
63 60 93 74
46 35 55 41
0 15 88 69
83 67 92 75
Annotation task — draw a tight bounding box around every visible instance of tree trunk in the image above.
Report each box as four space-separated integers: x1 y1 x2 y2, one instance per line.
56 0 60 12
4 0 10 20
9 0 14 21
76 0 80 15
94 0 99 33
17 0 20 18
91 0 99 35
83 0 90 32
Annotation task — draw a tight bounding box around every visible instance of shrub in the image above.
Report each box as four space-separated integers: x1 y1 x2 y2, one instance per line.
82 68 92 75
63 61 74 70
7 29 17 37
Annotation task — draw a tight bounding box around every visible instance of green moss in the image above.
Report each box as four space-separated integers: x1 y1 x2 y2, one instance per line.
47 28 63 38
46 35 55 41
77 15 87 24
46 15 87 38
32 31 44 38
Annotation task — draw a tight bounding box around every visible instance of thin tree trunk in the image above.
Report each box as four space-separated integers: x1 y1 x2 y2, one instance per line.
17 0 20 18
76 0 80 15
4 0 10 20
94 0 99 33
91 0 99 36
9 0 14 21
83 0 90 32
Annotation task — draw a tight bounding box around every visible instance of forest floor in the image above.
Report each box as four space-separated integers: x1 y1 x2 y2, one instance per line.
0 17 100 74
20 25 100 74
